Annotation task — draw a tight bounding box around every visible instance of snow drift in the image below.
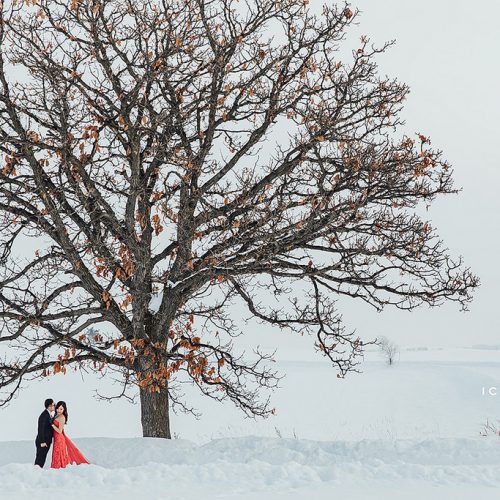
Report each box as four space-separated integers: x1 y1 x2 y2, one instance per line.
1 436 500 500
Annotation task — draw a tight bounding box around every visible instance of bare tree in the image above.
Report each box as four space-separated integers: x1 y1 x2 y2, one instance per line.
377 336 399 366
0 0 478 438
479 419 500 437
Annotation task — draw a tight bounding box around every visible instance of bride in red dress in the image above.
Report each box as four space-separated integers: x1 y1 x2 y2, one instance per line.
51 401 90 468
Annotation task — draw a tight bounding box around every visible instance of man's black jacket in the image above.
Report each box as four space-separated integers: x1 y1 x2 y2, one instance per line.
36 410 53 445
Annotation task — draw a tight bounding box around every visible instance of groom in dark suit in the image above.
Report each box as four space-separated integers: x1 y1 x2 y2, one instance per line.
34 398 55 467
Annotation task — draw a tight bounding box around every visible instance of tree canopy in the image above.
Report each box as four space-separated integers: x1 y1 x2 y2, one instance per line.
0 0 478 437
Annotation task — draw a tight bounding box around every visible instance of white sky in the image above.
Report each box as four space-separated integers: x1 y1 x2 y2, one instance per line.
230 0 500 354
299 0 500 349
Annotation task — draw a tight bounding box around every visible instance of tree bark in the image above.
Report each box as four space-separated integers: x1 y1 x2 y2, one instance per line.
139 385 171 439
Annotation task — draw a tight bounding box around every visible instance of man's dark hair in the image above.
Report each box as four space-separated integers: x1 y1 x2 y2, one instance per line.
44 398 54 409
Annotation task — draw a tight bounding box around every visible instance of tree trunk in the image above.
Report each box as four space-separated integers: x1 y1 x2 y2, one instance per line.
139 386 171 438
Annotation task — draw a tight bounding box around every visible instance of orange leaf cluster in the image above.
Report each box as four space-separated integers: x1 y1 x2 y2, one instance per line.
130 338 146 348
92 360 107 371
118 345 136 365
187 354 208 379
101 290 112 310
120 294 133 311
82 124 99 140
162 205 178 222
116 244 135 280
151 190 164 202
135 210 147 229
2 154 19 177
27 130 40 142
152 214 163 236
344 7 353 19
53 361 66 375
95 257 111 278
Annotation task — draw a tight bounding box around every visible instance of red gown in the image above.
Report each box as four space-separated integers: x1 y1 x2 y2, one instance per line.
51 419 90 468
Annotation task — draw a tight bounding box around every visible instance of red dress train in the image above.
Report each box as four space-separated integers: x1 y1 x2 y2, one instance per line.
51 419 90 468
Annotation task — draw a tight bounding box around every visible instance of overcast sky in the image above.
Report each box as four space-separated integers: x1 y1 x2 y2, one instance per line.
246 0 500 354
175 0 500 359
336 0 500 348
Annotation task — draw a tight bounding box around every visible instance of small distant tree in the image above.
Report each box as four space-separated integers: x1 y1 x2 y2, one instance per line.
0 0 478 439
479 419 500 437
378 336 399 366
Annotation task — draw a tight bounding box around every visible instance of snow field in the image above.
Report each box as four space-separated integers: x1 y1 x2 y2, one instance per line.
1 435 500 500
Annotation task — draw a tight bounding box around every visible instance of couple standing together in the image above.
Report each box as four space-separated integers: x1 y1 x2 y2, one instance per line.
35 398 90 469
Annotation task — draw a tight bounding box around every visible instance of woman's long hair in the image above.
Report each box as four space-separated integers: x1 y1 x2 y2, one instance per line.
55 401 69 423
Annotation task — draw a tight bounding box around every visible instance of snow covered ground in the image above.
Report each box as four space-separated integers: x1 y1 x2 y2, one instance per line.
1 435 500 499
1 347 499 499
